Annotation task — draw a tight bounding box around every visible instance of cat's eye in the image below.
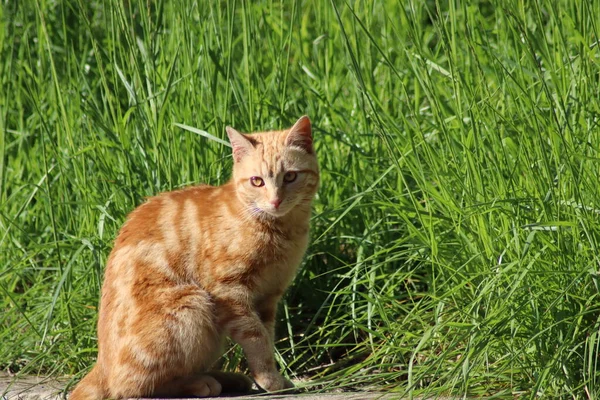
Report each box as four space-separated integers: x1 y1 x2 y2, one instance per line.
250 176 265 187
283 171 298 183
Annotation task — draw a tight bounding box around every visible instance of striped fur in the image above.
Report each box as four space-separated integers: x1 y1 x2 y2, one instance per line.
70 116 318 399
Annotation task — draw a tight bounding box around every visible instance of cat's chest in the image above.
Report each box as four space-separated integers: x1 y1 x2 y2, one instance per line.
201 222 309 294
245 225 308 273
247 229 308 295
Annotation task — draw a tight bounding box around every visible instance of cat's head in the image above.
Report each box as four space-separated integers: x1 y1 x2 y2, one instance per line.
226 116 319 219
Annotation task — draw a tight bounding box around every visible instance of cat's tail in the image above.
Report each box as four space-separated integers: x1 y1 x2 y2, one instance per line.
70 365 105 400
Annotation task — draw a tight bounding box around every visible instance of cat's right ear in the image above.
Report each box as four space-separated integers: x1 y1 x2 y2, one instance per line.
226 126 254 162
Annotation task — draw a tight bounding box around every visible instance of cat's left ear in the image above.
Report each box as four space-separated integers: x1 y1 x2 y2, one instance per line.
226 126 254 162
286 116 313 154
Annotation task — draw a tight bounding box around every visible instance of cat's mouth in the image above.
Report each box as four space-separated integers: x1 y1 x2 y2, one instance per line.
264 209 287 218
250 203 290 219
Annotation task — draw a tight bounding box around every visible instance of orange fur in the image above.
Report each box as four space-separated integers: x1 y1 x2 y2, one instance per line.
70 116 319 399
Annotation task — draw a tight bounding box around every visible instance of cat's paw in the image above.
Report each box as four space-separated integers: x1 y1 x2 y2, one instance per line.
186 375 223 397
282 377 295 390
254 373 295 392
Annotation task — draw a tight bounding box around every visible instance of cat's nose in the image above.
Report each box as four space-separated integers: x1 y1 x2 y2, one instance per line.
270 198 282 209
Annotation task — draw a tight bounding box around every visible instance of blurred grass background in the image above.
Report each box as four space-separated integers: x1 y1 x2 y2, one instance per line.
2 0 600 397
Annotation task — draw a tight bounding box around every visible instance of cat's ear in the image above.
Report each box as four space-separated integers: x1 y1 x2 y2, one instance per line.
285 116 313 154
226 126 254 162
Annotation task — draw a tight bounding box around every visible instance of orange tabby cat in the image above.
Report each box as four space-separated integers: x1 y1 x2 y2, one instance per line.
70 116 318 399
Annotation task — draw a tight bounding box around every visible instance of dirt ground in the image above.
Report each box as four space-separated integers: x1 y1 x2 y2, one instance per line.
0 373 398 400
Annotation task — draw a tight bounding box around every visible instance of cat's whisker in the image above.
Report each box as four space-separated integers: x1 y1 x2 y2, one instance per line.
240 205 266 223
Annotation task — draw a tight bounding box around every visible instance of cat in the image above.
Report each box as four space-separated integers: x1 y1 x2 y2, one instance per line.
70 116 319 399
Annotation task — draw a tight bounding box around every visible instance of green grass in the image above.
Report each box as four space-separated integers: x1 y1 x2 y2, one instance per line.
2 0 600 397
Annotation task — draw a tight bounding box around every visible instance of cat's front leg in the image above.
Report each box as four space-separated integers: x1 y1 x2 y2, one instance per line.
215 296 293 392
254 295 294 390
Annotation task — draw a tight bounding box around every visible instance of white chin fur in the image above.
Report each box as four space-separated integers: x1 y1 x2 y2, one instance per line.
262 206 290 218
